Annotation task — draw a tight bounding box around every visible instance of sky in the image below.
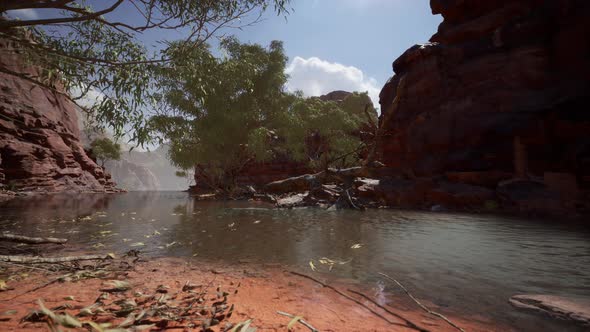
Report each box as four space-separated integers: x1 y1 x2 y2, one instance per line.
7 0 442 108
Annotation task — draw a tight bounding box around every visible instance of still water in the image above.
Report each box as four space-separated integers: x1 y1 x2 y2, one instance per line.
1 191 589 331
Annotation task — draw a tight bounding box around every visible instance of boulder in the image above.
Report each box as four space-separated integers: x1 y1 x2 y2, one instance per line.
497 179 565 214
510 294 590 326
354 177 435 208
427 181 496 207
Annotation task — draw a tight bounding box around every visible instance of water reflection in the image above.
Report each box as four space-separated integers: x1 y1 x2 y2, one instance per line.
1 192 589 331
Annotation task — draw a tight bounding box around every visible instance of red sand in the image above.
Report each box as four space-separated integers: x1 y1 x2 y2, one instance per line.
0 257 512 331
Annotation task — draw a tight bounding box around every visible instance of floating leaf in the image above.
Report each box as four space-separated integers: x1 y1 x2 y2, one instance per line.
351 243 362 249
130 242 145 247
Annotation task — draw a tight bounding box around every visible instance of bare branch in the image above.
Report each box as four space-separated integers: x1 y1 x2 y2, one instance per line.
0 0 125 28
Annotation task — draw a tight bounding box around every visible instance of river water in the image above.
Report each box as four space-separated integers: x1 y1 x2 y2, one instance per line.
1 191 589 331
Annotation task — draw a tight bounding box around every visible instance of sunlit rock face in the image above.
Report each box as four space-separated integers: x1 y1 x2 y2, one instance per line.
377 0 590 189
0 37 118 192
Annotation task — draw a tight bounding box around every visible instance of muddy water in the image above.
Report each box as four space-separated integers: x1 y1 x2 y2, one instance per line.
1 191 589 331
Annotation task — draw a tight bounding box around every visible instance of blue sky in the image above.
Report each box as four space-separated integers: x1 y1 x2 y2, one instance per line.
232 0 441 105
7 0 441 107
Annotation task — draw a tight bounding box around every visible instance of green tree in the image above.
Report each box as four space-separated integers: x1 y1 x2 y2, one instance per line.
0 0 291 146
152 38 376 193
90 137 121 167
274 92 376 170
152 37 291 193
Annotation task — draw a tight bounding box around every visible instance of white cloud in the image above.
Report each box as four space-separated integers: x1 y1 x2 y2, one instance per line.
6 9 39 20
285 56 380 107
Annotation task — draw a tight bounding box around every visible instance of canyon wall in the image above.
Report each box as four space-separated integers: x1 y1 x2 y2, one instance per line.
0 37 118 193
373 0 590 212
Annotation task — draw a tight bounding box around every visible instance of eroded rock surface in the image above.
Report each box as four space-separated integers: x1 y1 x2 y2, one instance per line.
375 0 590 214
0 37 118 193
510 294 590 326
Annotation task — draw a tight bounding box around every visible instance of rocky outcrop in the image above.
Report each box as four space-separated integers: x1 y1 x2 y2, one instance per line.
510 294 590 327
376 0 590 213
0 37 118 193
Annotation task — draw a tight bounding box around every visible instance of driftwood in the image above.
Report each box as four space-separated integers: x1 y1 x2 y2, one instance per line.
0 254 111 264
265 167 371 195
379 272 467 332
277 311 318 332
264 172 325 194
0 233 67 244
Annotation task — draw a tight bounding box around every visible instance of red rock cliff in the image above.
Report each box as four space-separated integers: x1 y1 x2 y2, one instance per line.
377 0 590 188
0 37 118 192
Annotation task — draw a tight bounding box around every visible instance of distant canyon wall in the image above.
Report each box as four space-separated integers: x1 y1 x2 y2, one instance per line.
376 0 590 196
103 146 188 192
0 37 118 193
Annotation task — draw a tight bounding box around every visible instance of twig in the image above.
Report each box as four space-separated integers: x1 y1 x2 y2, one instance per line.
0 233 68 244
346 289 429 332
0 254 110 264
0 261 54 273
379 272 467 332
344 189 361 210
289 271 408 328
277 311 318 332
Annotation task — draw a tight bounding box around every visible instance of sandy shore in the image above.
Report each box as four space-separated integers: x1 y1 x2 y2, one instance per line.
0 256 513 331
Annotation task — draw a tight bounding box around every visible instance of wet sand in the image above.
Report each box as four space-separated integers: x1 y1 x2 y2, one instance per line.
0 257 511 331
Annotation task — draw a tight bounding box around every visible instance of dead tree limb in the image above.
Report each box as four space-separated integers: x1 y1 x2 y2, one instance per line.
0 254 110 264
290 271 410 329
0 233 67 244
276 311 318 332
379 272 467 332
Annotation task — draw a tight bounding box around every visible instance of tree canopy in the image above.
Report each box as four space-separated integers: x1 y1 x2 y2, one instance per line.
152 38 376 192
90 137 121 167
0 0 291 146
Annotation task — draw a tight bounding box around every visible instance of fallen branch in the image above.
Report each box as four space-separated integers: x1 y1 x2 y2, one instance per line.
344 189 362 210
0 254 110 264
277 311 318 332
346 289 429 332
290 271 408 328
0 233 67 244
379 272 466 332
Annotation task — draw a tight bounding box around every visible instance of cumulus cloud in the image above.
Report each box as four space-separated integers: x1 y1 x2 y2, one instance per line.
285 56 380 107
6 9 39 20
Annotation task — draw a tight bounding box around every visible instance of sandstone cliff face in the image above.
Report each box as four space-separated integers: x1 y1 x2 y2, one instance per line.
375 0 590 211
0 38 118 192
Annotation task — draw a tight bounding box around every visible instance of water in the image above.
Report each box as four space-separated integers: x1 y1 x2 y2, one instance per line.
1 191 589 331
